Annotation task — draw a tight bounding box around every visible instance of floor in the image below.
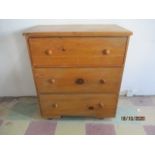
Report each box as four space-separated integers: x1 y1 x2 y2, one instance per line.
0 96 155 135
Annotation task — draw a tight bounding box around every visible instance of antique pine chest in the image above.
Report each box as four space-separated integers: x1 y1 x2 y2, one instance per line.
24 25 132 119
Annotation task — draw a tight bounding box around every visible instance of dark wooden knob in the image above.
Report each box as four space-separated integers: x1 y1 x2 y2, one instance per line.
102 49 110 55
48 78 55 84
75 78 85 85
88 106 94 110
45 49 53 55
100 79 105 84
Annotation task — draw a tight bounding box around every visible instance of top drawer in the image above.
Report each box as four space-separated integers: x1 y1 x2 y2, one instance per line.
29 37 127 67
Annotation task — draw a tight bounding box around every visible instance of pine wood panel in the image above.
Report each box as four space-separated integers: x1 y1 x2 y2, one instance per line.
34 68 123 93
23 25 132 37
39 94 117 118
29 37 127 67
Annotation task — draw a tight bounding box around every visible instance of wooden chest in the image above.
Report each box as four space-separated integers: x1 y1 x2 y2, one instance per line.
24 25 132 119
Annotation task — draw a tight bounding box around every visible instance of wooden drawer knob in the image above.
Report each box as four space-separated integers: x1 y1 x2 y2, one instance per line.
100 79 105 84
48 78 55 84
45 49 53 55
102 49 110 55
98 102 104 108
75 78 85 85
52 103 58 108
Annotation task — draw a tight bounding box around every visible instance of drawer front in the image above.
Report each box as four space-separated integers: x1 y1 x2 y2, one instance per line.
39 94 117 117
34 68 123 93
29 37 127 67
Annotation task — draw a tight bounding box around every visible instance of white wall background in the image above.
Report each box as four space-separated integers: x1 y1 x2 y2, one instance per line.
0 19 155 96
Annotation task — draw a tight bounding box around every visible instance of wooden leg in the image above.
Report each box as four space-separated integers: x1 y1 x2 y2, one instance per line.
96 117 104 119
48 116 61 119
96 115 105 119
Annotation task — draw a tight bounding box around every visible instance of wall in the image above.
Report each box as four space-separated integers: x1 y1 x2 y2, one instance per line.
0 19 155 96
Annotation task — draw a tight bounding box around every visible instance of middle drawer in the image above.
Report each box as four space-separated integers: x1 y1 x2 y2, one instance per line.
34 68 123 93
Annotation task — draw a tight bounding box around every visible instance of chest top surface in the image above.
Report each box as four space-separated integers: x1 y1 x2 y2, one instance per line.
23 24 132 37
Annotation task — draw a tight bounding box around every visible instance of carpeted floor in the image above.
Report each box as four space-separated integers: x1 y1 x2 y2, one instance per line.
0 96 155 135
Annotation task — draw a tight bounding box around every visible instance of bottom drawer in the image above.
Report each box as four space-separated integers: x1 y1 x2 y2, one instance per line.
39 94 118 118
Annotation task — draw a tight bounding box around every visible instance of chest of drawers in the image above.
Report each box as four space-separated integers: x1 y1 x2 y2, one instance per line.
24 25 132 119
